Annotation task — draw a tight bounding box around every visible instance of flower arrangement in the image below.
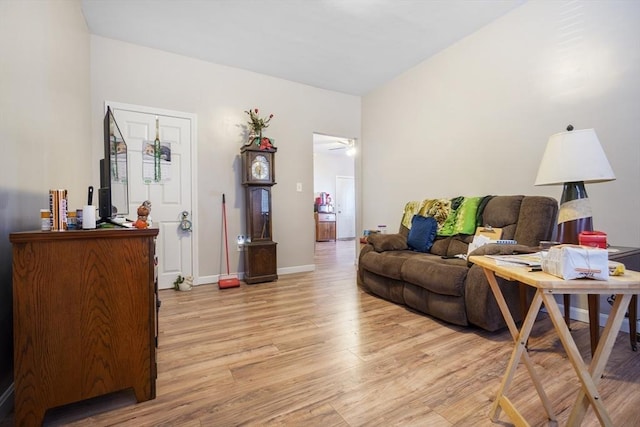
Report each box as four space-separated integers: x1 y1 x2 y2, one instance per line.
245 108 274 148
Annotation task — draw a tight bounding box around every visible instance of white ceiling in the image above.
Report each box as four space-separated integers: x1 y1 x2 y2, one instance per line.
82 0 525 153
313 133 355 156
81 0 525 97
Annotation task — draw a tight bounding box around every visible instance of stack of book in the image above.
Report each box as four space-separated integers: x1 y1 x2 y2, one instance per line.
48 189 68 230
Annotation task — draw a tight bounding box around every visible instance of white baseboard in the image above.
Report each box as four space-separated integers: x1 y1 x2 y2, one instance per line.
197 264 315 286
0 383 14 420
557 303 635 334
278 264 315 275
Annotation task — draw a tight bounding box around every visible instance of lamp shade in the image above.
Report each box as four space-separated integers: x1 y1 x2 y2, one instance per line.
534 128 615 186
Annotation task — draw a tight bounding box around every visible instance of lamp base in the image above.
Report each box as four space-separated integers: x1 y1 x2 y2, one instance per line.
557 181 593 244
557 217 593 245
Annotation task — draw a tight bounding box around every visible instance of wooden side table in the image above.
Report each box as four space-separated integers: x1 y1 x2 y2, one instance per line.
470 255 640 426
315 213 336 242
563 246 640 353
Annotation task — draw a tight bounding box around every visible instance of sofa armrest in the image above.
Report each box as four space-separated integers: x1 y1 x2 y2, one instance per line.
366 233 408 252
465 263 529 331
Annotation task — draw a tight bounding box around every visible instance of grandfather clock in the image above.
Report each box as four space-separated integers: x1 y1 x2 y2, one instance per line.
241 145 278 284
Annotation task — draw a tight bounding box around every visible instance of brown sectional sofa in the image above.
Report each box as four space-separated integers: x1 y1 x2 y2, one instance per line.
357 195 558 331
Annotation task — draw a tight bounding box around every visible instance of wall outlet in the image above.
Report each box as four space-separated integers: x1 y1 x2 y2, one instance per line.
237 235 245 251
296 182 302 192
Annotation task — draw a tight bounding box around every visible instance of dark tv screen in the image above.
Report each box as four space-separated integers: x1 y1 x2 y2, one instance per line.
99 106 129 219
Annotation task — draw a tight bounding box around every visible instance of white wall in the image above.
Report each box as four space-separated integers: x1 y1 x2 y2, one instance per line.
0 0 91 412
1 0 92 211
90 36 361 278
362 0 640 247
313 151 355 200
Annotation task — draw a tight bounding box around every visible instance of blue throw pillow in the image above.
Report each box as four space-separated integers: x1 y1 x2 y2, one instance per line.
407 215 438 253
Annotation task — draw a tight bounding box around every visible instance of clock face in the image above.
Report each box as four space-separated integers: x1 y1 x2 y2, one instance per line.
251 155 270 180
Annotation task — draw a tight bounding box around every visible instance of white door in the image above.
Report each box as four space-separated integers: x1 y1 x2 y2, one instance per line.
335 176 355 239
109 103 197 289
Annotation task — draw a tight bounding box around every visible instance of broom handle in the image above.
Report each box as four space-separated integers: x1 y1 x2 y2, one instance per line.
222 194 231 275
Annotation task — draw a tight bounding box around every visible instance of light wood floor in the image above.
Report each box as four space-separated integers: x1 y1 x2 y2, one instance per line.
3 240 640 426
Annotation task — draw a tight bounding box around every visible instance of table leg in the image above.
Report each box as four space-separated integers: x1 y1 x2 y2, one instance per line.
567 293 632 426
588 294 600 356
564 294 571 330
629 295 637 351
519 284 528 323
541 291 629 426
480 268 556 423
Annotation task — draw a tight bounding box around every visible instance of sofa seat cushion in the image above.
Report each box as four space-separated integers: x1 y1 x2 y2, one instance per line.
401 256 469 297
362 271 405 304
360 250 416 280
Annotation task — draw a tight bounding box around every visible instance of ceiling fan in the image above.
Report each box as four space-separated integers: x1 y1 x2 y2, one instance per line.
328 139 354 151
327 139 356 156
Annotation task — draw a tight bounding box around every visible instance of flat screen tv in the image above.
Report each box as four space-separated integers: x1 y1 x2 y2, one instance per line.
98 106 129 224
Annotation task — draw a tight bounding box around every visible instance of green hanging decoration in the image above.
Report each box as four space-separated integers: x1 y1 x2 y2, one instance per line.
154 116 161 182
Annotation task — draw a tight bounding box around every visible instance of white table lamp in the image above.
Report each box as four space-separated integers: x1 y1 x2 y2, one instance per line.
534 125 615 244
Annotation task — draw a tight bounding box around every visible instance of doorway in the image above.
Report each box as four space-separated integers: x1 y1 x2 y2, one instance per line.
312 133 356 241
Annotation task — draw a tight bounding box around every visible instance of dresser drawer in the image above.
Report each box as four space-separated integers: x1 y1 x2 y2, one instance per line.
316 213 336 222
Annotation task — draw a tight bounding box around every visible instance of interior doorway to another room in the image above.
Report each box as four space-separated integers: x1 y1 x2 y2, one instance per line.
312 133 356 243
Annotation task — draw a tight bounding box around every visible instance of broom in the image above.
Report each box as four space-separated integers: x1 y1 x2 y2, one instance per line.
219 193 240 288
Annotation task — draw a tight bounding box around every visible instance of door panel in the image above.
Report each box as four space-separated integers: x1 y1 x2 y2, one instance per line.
111 106 193 289
336 176 355 239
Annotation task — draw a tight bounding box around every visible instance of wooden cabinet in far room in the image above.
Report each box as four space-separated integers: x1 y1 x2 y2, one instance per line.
315 213 336 242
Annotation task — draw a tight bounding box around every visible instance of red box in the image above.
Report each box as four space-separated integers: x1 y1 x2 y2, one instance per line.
578 231 607 249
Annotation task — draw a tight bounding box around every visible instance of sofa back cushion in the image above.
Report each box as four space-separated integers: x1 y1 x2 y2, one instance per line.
429 236 451 256
478 195 524 240
397 195 558 255
513 196 559 246
479 195 558 246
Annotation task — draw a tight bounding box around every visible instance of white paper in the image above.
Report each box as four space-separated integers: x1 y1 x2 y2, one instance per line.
542 245 608 280
467 234 491 255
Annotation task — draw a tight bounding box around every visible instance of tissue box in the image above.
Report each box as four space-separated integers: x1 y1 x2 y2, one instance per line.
542 244 608 280
578 231 607 249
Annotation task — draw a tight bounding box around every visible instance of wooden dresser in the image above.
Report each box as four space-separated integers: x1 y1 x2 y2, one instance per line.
607 247 639 351
315 213 336 242
10 228 159 426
